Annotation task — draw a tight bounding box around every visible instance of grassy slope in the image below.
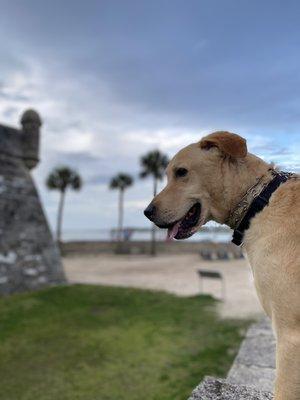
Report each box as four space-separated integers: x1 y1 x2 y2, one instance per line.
0 285 250 400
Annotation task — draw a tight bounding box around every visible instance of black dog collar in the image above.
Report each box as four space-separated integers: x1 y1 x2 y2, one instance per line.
232 170 297 246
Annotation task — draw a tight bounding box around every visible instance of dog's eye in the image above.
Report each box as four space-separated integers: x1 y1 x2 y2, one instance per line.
175 168 188 178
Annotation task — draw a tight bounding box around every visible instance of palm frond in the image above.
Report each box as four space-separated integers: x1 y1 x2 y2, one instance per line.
140 150 169 180
109 173 134 191
46 166 83 192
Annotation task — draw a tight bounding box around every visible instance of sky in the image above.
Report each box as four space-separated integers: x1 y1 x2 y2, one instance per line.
0 0 300 236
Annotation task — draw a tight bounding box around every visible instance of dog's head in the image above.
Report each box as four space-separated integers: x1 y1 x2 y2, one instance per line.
144 131 248 240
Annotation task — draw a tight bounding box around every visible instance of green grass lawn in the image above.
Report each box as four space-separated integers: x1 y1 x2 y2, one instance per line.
0 285 250 400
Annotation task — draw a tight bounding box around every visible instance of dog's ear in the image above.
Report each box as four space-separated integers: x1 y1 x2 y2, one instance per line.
199 131 247 158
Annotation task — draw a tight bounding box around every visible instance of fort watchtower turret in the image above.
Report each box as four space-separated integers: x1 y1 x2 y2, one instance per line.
0 109 40 168
20 109 42 169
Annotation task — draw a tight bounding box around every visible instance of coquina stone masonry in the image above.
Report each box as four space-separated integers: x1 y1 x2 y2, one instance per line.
0 109 65 294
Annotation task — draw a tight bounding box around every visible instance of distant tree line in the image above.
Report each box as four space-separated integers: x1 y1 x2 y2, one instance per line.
46 149 169 256
110 150 169 255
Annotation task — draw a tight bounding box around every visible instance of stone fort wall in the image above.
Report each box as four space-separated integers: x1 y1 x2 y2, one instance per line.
0 110 65 294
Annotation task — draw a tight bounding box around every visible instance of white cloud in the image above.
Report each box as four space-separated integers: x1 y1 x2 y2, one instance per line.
125 128 207 153
50 130 95 154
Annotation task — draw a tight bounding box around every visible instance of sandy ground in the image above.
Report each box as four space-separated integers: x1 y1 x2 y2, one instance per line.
63 254 264 320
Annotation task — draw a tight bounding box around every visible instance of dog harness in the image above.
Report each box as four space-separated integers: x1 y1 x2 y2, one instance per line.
230 169 298 246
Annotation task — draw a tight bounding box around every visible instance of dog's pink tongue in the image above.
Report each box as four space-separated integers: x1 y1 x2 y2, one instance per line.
167 222 180 242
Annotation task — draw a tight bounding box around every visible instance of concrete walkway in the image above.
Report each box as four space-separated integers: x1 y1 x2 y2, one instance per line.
63 253 264 319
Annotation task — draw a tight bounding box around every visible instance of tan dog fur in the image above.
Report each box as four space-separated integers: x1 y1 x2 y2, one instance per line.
147 132 300 399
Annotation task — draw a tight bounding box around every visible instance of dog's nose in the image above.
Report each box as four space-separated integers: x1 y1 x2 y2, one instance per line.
144 204 156 221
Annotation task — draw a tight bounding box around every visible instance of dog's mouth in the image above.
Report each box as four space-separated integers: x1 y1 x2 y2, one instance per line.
166 202 202 241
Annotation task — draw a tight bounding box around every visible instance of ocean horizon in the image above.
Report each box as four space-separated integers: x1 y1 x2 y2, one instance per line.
61 228 232 243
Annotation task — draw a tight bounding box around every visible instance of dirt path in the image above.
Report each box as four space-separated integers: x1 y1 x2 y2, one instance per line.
63 254 263 319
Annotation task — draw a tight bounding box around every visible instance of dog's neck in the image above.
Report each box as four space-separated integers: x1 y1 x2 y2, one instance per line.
208 154 273 228
225 168 275 229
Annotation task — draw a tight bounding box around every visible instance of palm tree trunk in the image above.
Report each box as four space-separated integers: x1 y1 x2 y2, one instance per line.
153 177 158 197
118 188 124 241
56 189 66 244
150 178 158 256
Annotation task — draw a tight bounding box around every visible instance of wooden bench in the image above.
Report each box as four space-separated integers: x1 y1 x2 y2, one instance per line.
197 269 225 300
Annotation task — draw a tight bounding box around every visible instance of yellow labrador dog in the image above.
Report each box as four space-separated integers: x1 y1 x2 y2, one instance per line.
144 131 300 400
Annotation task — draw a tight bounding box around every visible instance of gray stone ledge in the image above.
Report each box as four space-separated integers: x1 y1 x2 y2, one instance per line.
188 319 276 399
246 319 273 338
235 335 276 369
227 363 275 392
188 377 273 400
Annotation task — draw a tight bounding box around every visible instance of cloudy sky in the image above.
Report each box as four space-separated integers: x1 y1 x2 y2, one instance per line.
0 0 300 237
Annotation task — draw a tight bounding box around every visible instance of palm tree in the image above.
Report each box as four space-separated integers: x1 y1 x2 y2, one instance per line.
109 173 134 241
46 166 82 243
140 150 169 255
